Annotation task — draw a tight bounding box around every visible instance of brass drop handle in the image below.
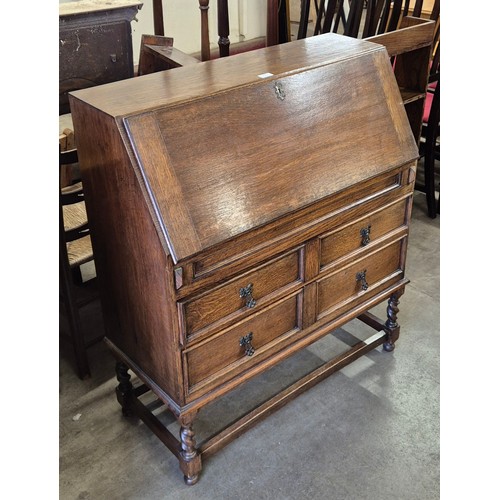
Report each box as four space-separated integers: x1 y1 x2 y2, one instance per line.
360 225 371 246
356 270 369 291
239 333 255 356
239 283 256 309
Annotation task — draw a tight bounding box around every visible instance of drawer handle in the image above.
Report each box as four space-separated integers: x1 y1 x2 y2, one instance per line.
356 270 369 291
239 283 256 309
360 225 371 246
239 333 255 357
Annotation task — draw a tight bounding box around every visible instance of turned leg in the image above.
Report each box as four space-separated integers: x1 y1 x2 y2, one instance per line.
383 291 402 352
178 415 202 485
115 362 134 417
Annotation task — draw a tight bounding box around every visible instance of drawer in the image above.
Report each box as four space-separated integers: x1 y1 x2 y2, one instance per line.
319 198 408 269
185 292 302 392
317 239 404 319
180 247 304 340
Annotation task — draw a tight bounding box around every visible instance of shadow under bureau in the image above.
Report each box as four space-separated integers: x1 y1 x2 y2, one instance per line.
69 33 419 485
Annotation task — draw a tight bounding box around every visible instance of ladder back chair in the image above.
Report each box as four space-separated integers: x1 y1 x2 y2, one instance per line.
59 147 102 379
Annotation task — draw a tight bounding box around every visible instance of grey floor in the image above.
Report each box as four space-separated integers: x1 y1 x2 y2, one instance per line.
59 186 439 500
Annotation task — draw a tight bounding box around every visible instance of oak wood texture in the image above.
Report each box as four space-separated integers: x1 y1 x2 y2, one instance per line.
319 197 407 268
70 33 418 484
181 247 304 341
366 16 435 144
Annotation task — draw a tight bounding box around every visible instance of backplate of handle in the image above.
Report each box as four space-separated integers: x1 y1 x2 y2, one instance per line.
239 332 255 356
356 270 369 291
239 283 256 308
360 225 371 246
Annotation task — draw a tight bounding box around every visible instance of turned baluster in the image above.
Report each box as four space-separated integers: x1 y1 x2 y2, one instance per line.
152 0 164 36
199 0 211 61
267 0 279 46
178 415 202 485
217 0 230 57
383 291 402 352
115 362 134 417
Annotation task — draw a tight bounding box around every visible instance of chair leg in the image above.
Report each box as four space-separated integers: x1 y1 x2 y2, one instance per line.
424 151 437 219
60 276 91 379
71 265 84 285
64 297 91 379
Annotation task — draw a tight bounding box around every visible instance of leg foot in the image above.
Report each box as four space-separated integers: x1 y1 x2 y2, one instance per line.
183 473 200 486
115 362 134 417
383 340 395 352
383 291 402 351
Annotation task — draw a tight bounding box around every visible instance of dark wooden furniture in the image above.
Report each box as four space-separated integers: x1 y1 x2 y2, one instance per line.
59 0 142 115
69 33 418 484
59 148 101 379
308 0 439 39
367 16 435 145
420 68 440 218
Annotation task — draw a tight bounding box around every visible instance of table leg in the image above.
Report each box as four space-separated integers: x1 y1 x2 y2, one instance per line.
383 290 402 351
179 414 202 485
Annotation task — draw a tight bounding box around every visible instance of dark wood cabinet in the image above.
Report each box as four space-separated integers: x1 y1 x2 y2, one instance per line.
69 33 419 485
59 0 142 114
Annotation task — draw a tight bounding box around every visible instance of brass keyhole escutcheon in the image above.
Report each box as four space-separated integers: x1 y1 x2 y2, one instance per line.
356 270 369 291
274 81 286 101
239 283 256 308
239 332 255 356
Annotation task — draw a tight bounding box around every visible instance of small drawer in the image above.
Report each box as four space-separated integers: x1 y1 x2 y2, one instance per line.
180 247 304 340
317 239 404 319
319 199 407 269
185 292 302 392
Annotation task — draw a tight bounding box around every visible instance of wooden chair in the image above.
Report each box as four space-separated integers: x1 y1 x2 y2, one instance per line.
419 45 440 218
59 147 102 379
310 0 400 39
311 0 363 38
308 0 439 39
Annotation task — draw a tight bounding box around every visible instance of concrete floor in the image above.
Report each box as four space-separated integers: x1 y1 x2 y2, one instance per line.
59 188 439 500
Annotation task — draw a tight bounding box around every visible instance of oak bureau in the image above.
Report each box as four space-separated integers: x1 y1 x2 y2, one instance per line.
69 33 419 485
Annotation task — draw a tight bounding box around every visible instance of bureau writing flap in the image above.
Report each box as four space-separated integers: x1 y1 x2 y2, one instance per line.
123 46 417 263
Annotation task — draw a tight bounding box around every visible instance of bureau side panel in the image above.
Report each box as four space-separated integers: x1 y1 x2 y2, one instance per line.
69 97 184 405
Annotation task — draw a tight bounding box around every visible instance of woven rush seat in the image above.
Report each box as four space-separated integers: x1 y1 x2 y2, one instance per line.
67 234 94 268
62 191 86 231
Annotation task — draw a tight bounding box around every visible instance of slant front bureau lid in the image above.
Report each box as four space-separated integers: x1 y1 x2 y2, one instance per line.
74 34 418 263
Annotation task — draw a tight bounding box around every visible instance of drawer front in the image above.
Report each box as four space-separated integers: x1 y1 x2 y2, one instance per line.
186 292 302 392
181 247 303 339
317 239 404 318
320 198 407 269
